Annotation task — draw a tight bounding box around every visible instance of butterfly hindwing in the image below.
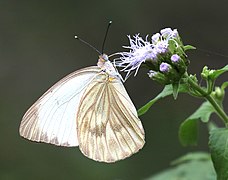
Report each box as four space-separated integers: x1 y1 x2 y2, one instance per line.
77 72 145 162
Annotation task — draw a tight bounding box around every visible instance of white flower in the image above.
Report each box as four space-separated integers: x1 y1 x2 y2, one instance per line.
115 34 155 79
161 28 179 39
154 40 169 54
152 33 160 44
115 28 180 79
160 28 173 38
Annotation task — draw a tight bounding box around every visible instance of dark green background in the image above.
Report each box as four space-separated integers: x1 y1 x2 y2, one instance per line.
1 0 227 180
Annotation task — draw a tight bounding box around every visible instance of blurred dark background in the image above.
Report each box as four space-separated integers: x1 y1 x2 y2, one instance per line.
0 0 227 180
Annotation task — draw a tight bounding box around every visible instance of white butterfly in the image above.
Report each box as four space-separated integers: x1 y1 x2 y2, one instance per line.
19 54 145 163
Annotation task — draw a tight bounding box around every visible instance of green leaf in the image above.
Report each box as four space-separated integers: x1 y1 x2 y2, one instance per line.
168 40 176 53
209 65 228 80
137 84 189 116
172 82 180 100
187 101 215 123
171 152 211 165
209 128 228 180
221 81 228 90
183 45 196 51
178 101 215 146
147 152 216 180
179 118 198 146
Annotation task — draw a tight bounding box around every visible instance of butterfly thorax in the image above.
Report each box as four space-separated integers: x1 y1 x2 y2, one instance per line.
97 54 121 81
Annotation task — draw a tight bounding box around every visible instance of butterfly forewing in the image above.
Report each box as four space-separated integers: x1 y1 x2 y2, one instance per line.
19 66 100 147
77 72 145 162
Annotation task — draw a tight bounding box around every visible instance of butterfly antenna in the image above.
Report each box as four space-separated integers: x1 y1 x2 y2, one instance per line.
101 20 112 54
75 35 102 55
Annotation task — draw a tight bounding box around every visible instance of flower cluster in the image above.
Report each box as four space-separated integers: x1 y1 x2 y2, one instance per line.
115 28 194 84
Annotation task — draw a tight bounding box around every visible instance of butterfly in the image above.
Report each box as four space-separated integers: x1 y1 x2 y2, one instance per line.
19 54 145 163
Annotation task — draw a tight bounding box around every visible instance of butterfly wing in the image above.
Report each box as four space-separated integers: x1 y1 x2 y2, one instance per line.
77 72 145 162
19 66 100 147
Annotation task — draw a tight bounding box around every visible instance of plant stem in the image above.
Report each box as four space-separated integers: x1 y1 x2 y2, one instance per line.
185 74 228 125
206 95 228 123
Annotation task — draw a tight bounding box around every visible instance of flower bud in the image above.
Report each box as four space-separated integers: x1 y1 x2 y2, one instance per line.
170 54 187 75
160 28 173 38
159 62 181 83
152 33 160 44
213 87 225 101
160 62 171 73
171 54 180 63
148 70 170 84
201 66 215 80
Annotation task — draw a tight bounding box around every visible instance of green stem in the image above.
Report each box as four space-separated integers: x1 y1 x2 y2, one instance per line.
185 74 228 126
206 95 228 123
